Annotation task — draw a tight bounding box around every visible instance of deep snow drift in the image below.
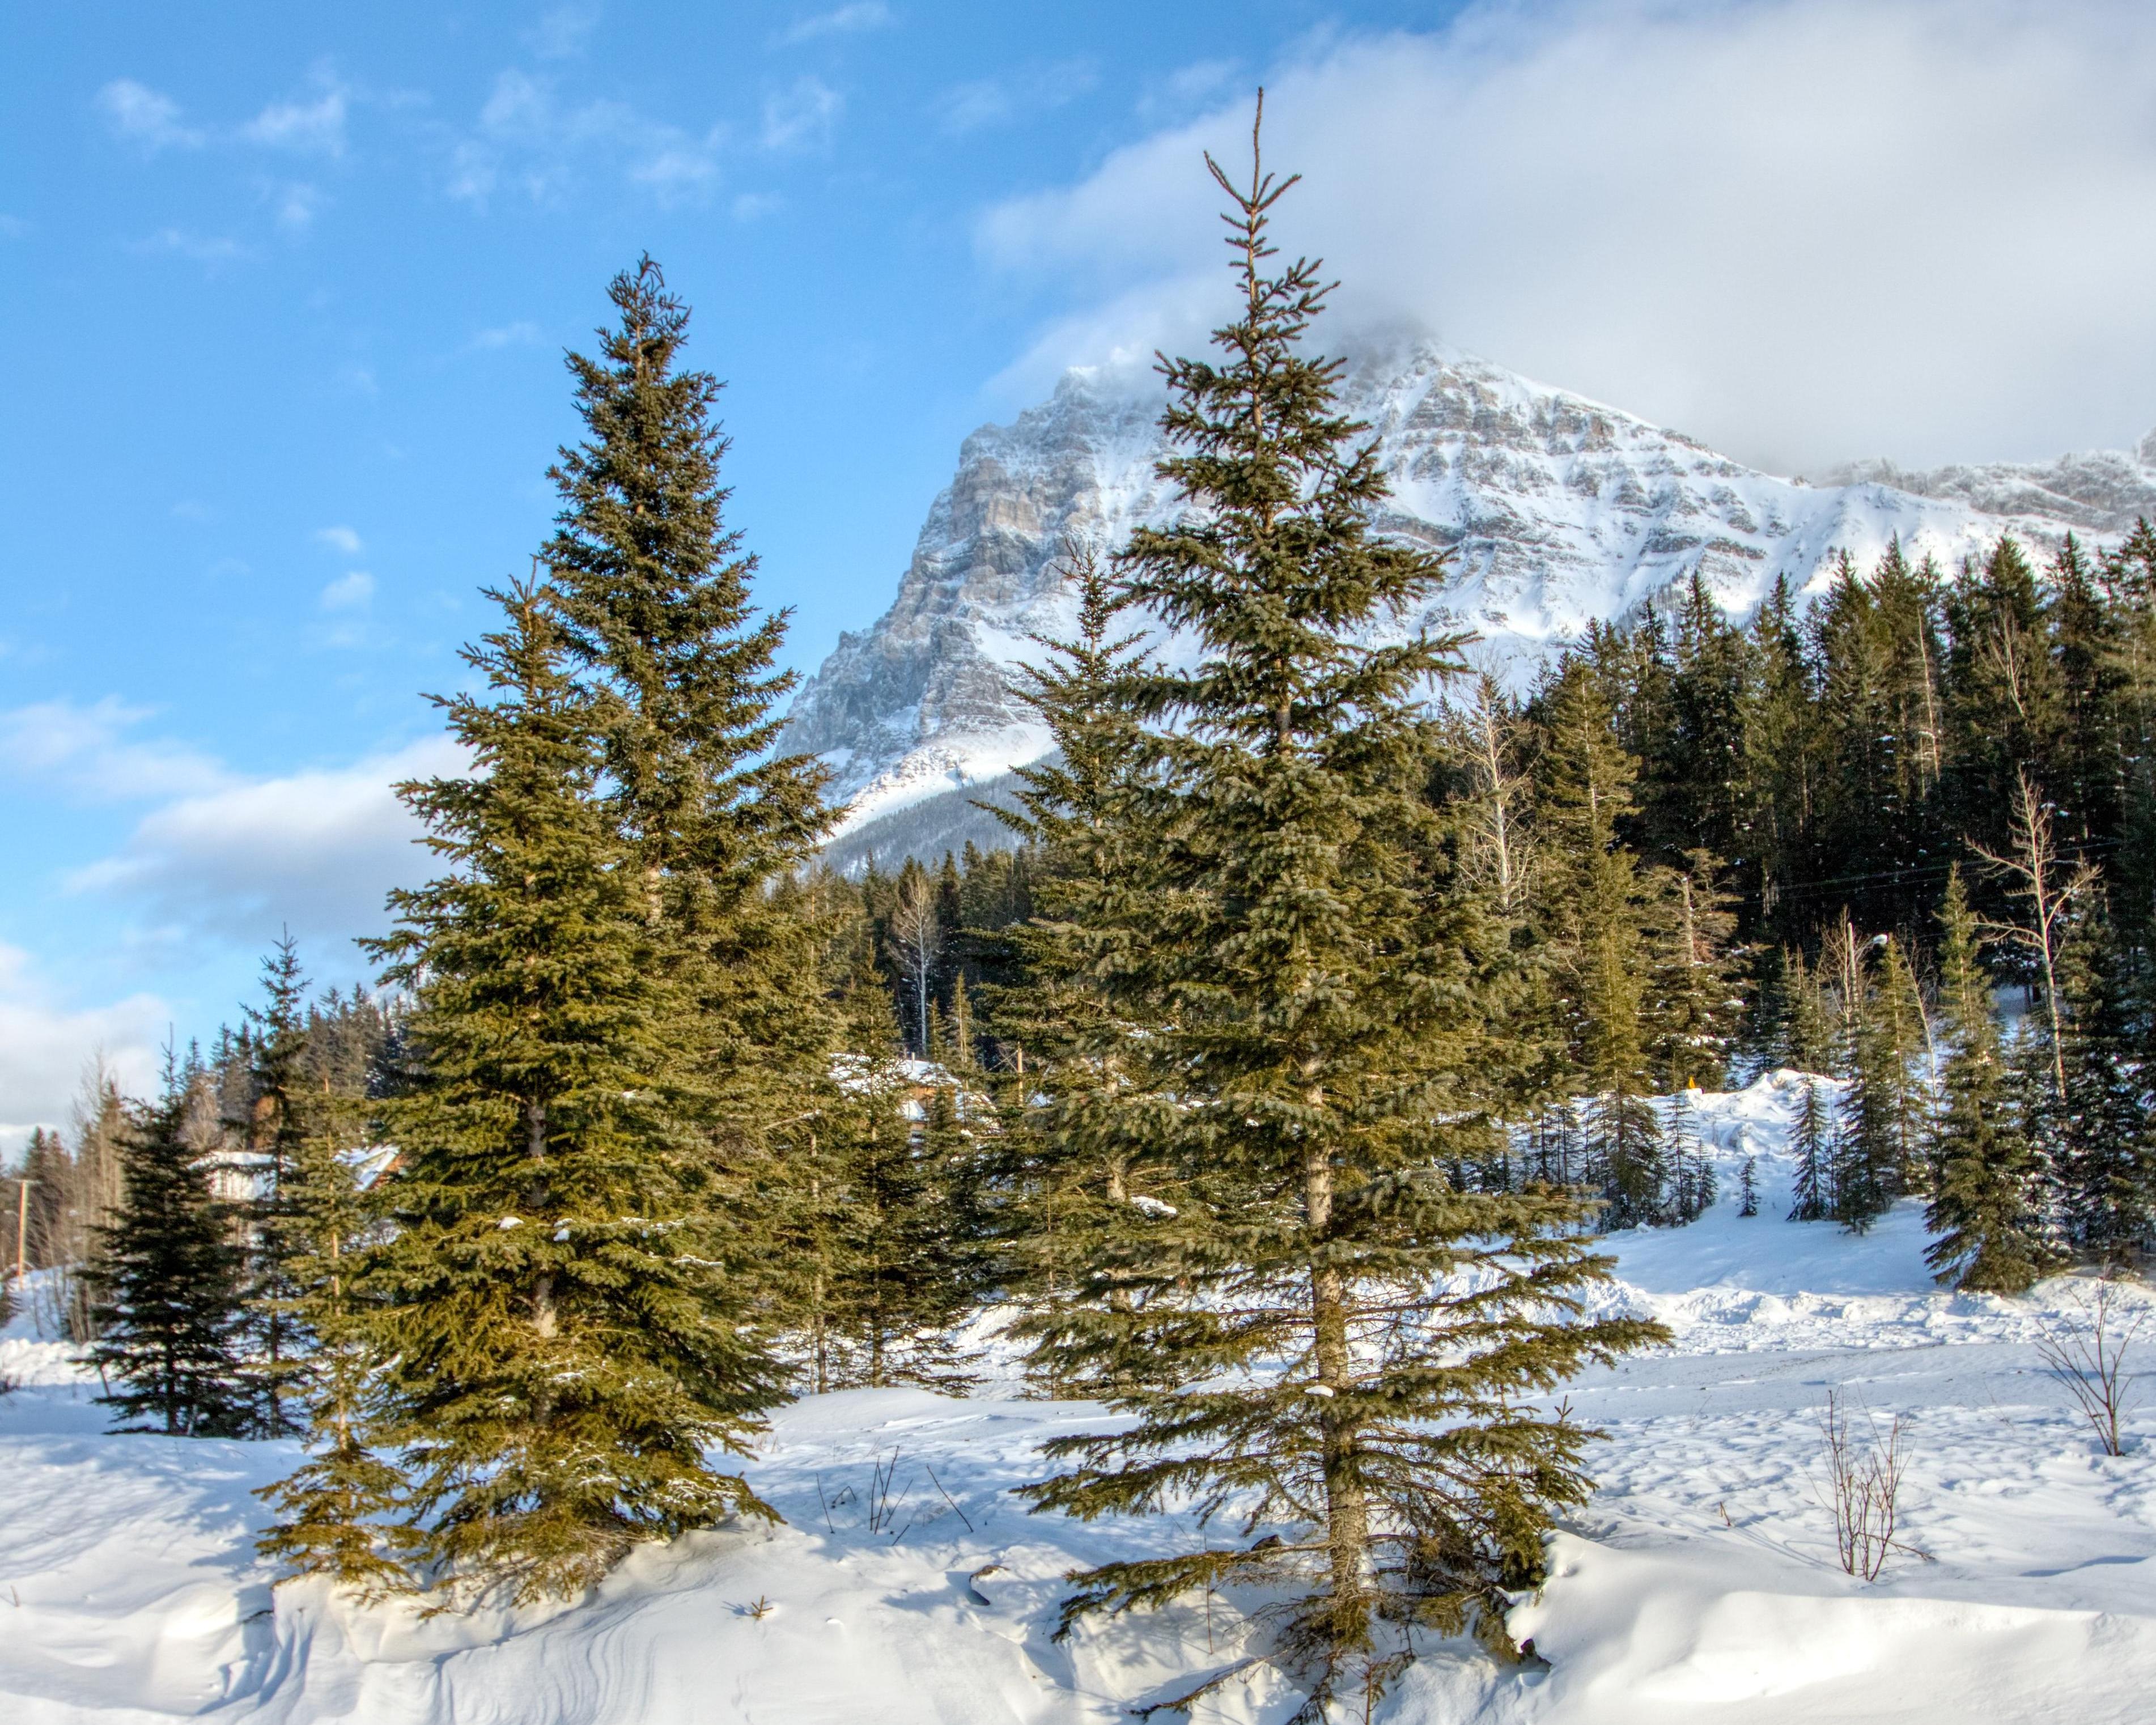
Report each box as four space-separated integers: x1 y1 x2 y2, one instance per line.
5 1071 2154 1723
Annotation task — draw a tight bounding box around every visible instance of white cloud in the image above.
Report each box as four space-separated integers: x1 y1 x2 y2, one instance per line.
470 319 543 350
977 0 2156 473
449 70 726 204
761 77 842 152
732 192 782 222
0 945 165 1145
0 698 231 803
69 736 466 950
319 571 375 610
0 215 28 240
775 3 893 47
242 79 349 156
130 228 245 265
935 59 1094 136
269 180 326 231
528 3 602 60
315 524 364 554
96 78 202 152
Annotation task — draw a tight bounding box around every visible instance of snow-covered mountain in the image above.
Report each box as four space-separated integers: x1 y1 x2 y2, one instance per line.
784 335 2155 852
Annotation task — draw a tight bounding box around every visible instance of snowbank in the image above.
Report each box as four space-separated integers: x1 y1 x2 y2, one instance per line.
5 1073 2153 1722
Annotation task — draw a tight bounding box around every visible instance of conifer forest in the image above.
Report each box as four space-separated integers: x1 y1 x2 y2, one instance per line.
12 100 2156 1725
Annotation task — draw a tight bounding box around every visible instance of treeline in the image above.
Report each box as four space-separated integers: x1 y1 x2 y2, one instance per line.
29 131 2154 1717
852 522 2156 1280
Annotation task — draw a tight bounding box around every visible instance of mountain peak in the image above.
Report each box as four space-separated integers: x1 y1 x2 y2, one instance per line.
787 346 2147 855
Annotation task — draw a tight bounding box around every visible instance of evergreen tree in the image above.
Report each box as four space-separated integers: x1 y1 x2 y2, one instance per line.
253 1085 409 1595
1020 114 1665 1715
1833 933 1926 1233
813 972 988 1391
1664 1089 1716 1223
1743 574 1817 941
1737 1155 1759 1217
1535 657 1665 1226
987 539 1179 1358
88 1053 251 1437
541 254 831 1299
1786 1076 1835 1223
360 580 782 1602
243 933 312 1437
2049 895 2153 1262
1925 867 2051 1293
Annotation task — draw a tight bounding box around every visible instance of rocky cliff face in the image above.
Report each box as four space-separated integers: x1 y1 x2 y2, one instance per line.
784 335 2154 846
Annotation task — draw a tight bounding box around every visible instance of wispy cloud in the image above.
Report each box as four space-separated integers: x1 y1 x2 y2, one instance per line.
319 571 375 611
775 2 893 48
0 698 231 804
314 524 364 554
761 76 842 152
469 320 543 350
527 2 602 60
935 59 1094 135
448 70 726 205
241 77 350 156
0 215 28 241
265 179 326 231
129 228 246 265
97 78 204 152
732 191 782 222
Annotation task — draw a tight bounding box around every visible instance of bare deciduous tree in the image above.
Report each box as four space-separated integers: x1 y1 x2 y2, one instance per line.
2032 1277 2147 1458
885 869 943 1055
1972 767 2097 1105
1813 1391 1928 1582
1456 674 1534 919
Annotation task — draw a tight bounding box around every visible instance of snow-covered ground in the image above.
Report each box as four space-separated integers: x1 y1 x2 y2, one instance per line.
6 1071 2154 1723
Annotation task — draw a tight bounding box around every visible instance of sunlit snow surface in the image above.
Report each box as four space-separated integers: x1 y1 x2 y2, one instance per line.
6 1070 2155 1722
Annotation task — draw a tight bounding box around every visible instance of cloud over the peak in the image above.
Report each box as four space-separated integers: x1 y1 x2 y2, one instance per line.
980 0 2156 474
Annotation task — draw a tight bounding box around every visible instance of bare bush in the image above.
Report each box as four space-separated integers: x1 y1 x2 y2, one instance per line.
2032 1277 2147 1458
1814 1391 1928 1581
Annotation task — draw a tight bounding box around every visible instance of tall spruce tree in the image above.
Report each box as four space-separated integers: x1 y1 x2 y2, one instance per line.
2049 894 2153 1261
990 540 1181 1356
1925 866 2051 1293
542 255 830 1294
359 581 783 1602
1020 110 1665 1716
88 1053 252 1437
1535 657 1665 1226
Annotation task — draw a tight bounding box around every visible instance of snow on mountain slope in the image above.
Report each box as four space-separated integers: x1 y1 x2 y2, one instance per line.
6 1071 2156 1723
784 337 2156 841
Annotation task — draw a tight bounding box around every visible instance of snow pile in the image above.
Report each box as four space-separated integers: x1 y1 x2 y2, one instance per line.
6 1072 2156 1722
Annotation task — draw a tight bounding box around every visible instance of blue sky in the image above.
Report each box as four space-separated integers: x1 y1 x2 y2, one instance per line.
5 1 2154 1141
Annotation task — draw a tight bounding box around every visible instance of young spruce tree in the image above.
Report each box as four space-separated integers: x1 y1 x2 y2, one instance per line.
360 581 783 1602
89 1053 252 1437
1021 107 1666 1717
1925 866 2051 1292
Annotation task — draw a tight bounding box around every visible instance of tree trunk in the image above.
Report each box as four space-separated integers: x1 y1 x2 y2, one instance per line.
526 1101 557 1339
1304 1125 1368 1611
